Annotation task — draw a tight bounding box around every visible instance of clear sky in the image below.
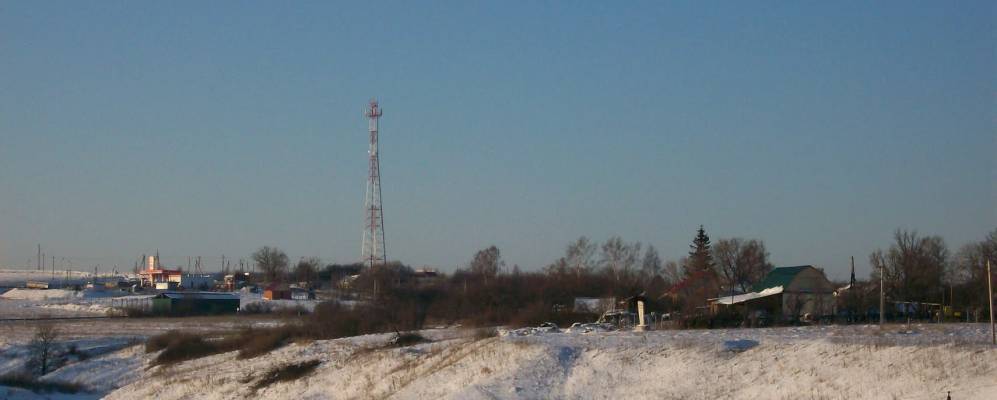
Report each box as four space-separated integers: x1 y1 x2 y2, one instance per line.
1 1 994 280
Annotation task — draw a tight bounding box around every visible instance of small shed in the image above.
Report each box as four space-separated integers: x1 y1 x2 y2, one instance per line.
151 292 240 315
263 284 292 300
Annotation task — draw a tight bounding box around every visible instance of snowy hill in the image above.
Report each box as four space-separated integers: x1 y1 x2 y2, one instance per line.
2 324 995 399
91 324 997 400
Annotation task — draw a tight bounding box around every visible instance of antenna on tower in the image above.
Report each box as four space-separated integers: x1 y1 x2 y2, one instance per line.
361 98 387 269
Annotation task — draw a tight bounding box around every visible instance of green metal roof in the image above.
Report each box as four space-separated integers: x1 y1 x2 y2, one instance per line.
751 265 813 292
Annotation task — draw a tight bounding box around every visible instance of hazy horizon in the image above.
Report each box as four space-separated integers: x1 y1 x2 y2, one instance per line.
2 1 994 281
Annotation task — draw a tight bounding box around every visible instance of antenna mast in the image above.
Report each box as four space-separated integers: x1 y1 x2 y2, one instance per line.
361 99 387 269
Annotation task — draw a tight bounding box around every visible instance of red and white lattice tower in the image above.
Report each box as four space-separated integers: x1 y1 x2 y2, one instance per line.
361 99 386 269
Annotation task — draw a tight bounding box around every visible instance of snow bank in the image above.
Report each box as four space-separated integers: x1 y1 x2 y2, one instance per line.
1 288 81 301
99 324 997 400
0 287 130 317
1 288 129 301
0 385 100 400
39 303 113 315
42 343 146 393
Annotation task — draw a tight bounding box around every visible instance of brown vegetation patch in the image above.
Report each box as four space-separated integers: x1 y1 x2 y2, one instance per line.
0 373 87 394
251 360 322 391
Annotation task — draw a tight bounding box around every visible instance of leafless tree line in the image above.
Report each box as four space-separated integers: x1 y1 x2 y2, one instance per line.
868 228 996 314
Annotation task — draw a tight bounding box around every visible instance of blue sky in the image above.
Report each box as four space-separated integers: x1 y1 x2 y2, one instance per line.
1 1 994 280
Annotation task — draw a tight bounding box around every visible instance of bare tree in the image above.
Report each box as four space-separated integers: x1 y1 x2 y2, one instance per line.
600 236 641 283
470 246 503 283
869 229 948 303
740 240 773 288
640 245 662 280
252 246 289 283
948 228 997 314
950 243 983 287
714 238 773 293
544 257 570 277
713 238 741 294
26 324 60 376
662 259 682 286
566 236 598 280
293 257 321 285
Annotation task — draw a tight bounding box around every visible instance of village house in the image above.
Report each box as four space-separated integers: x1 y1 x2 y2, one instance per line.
712 265 835 324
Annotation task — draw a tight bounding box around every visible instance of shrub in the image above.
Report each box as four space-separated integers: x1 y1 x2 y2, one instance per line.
149 333 245 366
65 344 89 361
154 336 218 366
390 332 428 348
147 327 307 365
146 331 194 353
251 360 321 391
237 327 295 360
304 301 368 339
0 373 86 394
472 327 498 340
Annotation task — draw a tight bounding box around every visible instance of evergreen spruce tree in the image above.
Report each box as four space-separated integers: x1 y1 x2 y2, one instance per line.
687 225 714 274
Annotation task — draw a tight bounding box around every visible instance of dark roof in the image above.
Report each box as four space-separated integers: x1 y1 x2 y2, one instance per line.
156 292 239 300
751 266 813 292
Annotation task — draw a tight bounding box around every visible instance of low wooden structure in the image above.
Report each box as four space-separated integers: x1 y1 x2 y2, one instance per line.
151 292 240 315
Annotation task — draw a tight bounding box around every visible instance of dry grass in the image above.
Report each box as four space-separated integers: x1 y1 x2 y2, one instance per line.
236 327 294 359
145 330 192 353
147 326 307 366
152 335 233 366
251 360 322 391
471 327 498 340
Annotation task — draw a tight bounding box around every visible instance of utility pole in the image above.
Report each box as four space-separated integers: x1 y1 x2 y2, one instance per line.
987 259 994 345
37 244 41 271
879 261 886 327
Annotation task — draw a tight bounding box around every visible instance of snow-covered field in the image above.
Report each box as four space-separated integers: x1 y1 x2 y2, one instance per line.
0 269 94 287
0 269 321 320
0 268 137 321
3 323 993 400
0 288 133 320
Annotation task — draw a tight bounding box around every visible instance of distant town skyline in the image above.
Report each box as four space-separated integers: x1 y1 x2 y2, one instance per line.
1 1 994 281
